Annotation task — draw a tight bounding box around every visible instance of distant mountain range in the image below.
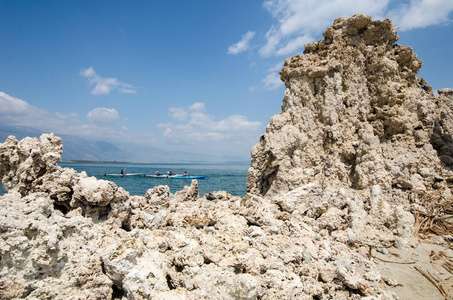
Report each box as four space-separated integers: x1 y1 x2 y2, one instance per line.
0 125 250 164
0 125 129 161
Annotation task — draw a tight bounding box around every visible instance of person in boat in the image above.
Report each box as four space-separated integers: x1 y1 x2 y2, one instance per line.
121 169 124 175
155 171 161 176
183 171 188 177
168 171 172 176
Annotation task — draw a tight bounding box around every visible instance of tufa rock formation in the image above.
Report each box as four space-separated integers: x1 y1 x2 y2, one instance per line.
1 15 453 299
247 14 453 197
1 134 408 299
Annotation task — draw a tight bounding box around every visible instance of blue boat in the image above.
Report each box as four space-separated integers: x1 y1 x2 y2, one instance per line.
144 174 182 178
170 175 207 179
144 173 207 179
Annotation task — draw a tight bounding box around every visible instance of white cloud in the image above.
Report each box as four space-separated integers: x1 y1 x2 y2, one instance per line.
168 103 207 121
189 111 213 125
262 72 284 90
81 67 95 77
80 67 136 95
256 0 453 57
55 112 79 120
157 122 173 129
228 31 256 54
169 107 188 121
259 26 281 57
118 86 137 94
214 115 263 132
0 92 263 158
275 34 314 56
189 102 206 112
262 62 285 90
158 103 263 155
0 91 71 132
0 91 132 143
260 0 389 57
387 0 453 30
86 108 119 124
251 0 453 90
269 61 284 73
0 92 30 114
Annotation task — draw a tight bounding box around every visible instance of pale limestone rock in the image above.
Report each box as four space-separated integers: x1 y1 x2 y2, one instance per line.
0 192 114 300
394 206 415 239
1 14 452 300
145 185 170 204
175 179 199 201
0 134 62 195
336 263 373 296
247 14 448 197
72 176 117 207
205 190 232 201
0 152 405 299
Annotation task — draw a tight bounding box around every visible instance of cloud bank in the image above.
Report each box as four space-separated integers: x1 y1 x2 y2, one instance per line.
0 91 264 159
0 91 126 141
0 92 68 130
81 67 136 95
86 108 120 124
387 0 453 30
158 102 263 156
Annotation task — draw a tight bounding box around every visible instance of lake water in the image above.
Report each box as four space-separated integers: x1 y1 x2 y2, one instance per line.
0 162 250 197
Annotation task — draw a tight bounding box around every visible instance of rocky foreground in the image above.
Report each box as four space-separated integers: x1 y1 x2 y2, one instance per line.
1 14 453 299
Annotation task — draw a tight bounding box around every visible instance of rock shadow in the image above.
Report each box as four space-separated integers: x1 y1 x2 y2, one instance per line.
430 118 453 172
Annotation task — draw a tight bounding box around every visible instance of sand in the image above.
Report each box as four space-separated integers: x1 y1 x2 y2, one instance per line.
375 237 453 299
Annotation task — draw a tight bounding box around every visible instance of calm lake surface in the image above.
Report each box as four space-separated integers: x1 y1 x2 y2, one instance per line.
0 162 251 197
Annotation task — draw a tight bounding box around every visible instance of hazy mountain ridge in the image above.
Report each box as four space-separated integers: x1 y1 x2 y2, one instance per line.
0 126 128 161
0 126 249 163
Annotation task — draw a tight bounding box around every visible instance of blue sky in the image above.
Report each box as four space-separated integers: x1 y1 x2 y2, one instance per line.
1 0 452 160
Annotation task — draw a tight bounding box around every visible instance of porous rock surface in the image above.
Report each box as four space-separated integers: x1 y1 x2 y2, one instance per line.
247 14 452 197
1 14 452 300
1 135 400 299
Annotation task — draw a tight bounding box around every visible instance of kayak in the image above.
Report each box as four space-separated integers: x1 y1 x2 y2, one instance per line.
144 174 183 178
104 173 143 177
143 174 207 179
170 176 207 179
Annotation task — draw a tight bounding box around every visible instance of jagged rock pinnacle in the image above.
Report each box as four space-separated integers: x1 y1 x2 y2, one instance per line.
247 14 452 197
